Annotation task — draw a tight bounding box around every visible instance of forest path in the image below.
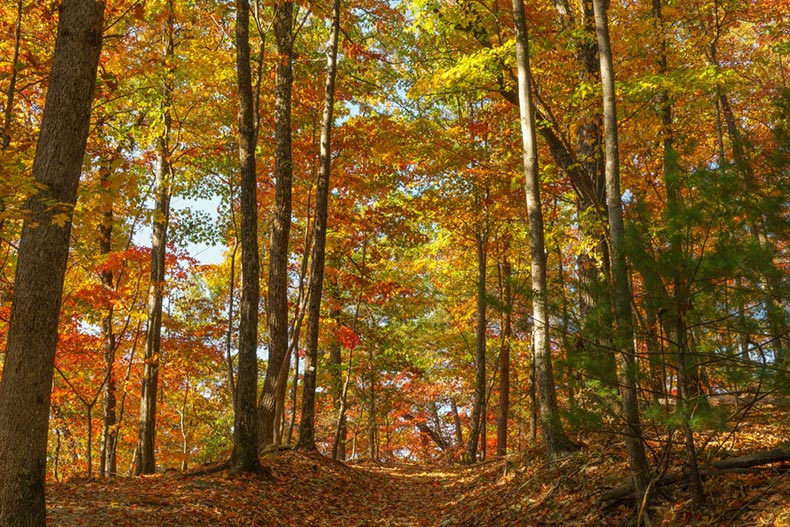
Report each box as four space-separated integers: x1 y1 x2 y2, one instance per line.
46 435 790 526
47 450 490 527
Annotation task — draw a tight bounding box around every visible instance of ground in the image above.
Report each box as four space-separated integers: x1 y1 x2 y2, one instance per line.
48 405 789 526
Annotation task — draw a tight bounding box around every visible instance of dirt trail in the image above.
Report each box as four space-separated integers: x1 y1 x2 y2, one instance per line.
47 451 483 526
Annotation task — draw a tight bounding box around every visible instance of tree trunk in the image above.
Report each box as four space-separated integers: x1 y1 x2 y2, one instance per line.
260 0 294 448
136 6 176 475
327 306 347 459
511 0 574 457
0 1 104 524
465 231 487 463
297 0 341 452
230 0 262 474
368 365 377 461
497 259 512 457
332 344 354 460
451 398 464 447
568 1 617 390
591 0 651 504
98 159 118 478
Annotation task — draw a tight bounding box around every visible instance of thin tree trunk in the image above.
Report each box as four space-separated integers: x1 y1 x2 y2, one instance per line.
231 0 262 473
327 305 347 459
332 344 354 460
297 0 341 451
0 2 104 524
136 5 176 475
99 158 118 478
368 358 377 461
226 239 239 408
497 259 512 457
287 345 299 444
451 398 464 447
591 0 651 505
178 383 190 471
511 0 574 457
260 0 294 448
465 231 487 463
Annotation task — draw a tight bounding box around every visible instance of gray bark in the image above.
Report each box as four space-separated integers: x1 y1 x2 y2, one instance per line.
591 0 651 503
511 0 574 457
465 231 487 463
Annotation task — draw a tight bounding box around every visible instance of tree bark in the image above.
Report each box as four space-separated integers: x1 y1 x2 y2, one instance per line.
327 306 347 459
99 157 118 478
591 0 651 503
231 0 262 474
297 0 341 452
511 0 574 457
0 1 104 524
260 0 294 448
136 5 176 475
497 259 512 457
465 230 487 463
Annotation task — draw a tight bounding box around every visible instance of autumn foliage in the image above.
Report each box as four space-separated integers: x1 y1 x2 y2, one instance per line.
0 0 789 525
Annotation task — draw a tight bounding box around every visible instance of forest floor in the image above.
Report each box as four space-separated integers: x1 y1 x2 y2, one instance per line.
48 401 789 526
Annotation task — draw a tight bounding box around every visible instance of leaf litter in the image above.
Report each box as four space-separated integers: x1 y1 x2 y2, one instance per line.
48 406 789 526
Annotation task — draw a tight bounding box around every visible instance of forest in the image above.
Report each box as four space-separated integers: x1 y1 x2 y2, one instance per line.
0 0 788 525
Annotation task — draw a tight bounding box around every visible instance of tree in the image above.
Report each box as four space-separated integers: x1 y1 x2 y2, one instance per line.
510 0 575 457
297 0 341 451
231 0 263 473
496 258 512 457
464 228 488 463
591 0 651 505
260 0 294 448
136 1 176 475
0 1 104 524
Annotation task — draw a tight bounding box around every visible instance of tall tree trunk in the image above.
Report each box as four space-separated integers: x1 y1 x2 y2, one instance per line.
511 0 574 457
136 6 175 475
497 259 512 457
231 0 262 474
465 231 487 463
260 0 294 448
569 1 617 389
297 0 341 450
99 158 118 478
0 1 104 524
591 0 651 505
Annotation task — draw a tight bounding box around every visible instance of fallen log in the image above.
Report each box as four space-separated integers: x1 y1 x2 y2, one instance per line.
600 447 790 508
